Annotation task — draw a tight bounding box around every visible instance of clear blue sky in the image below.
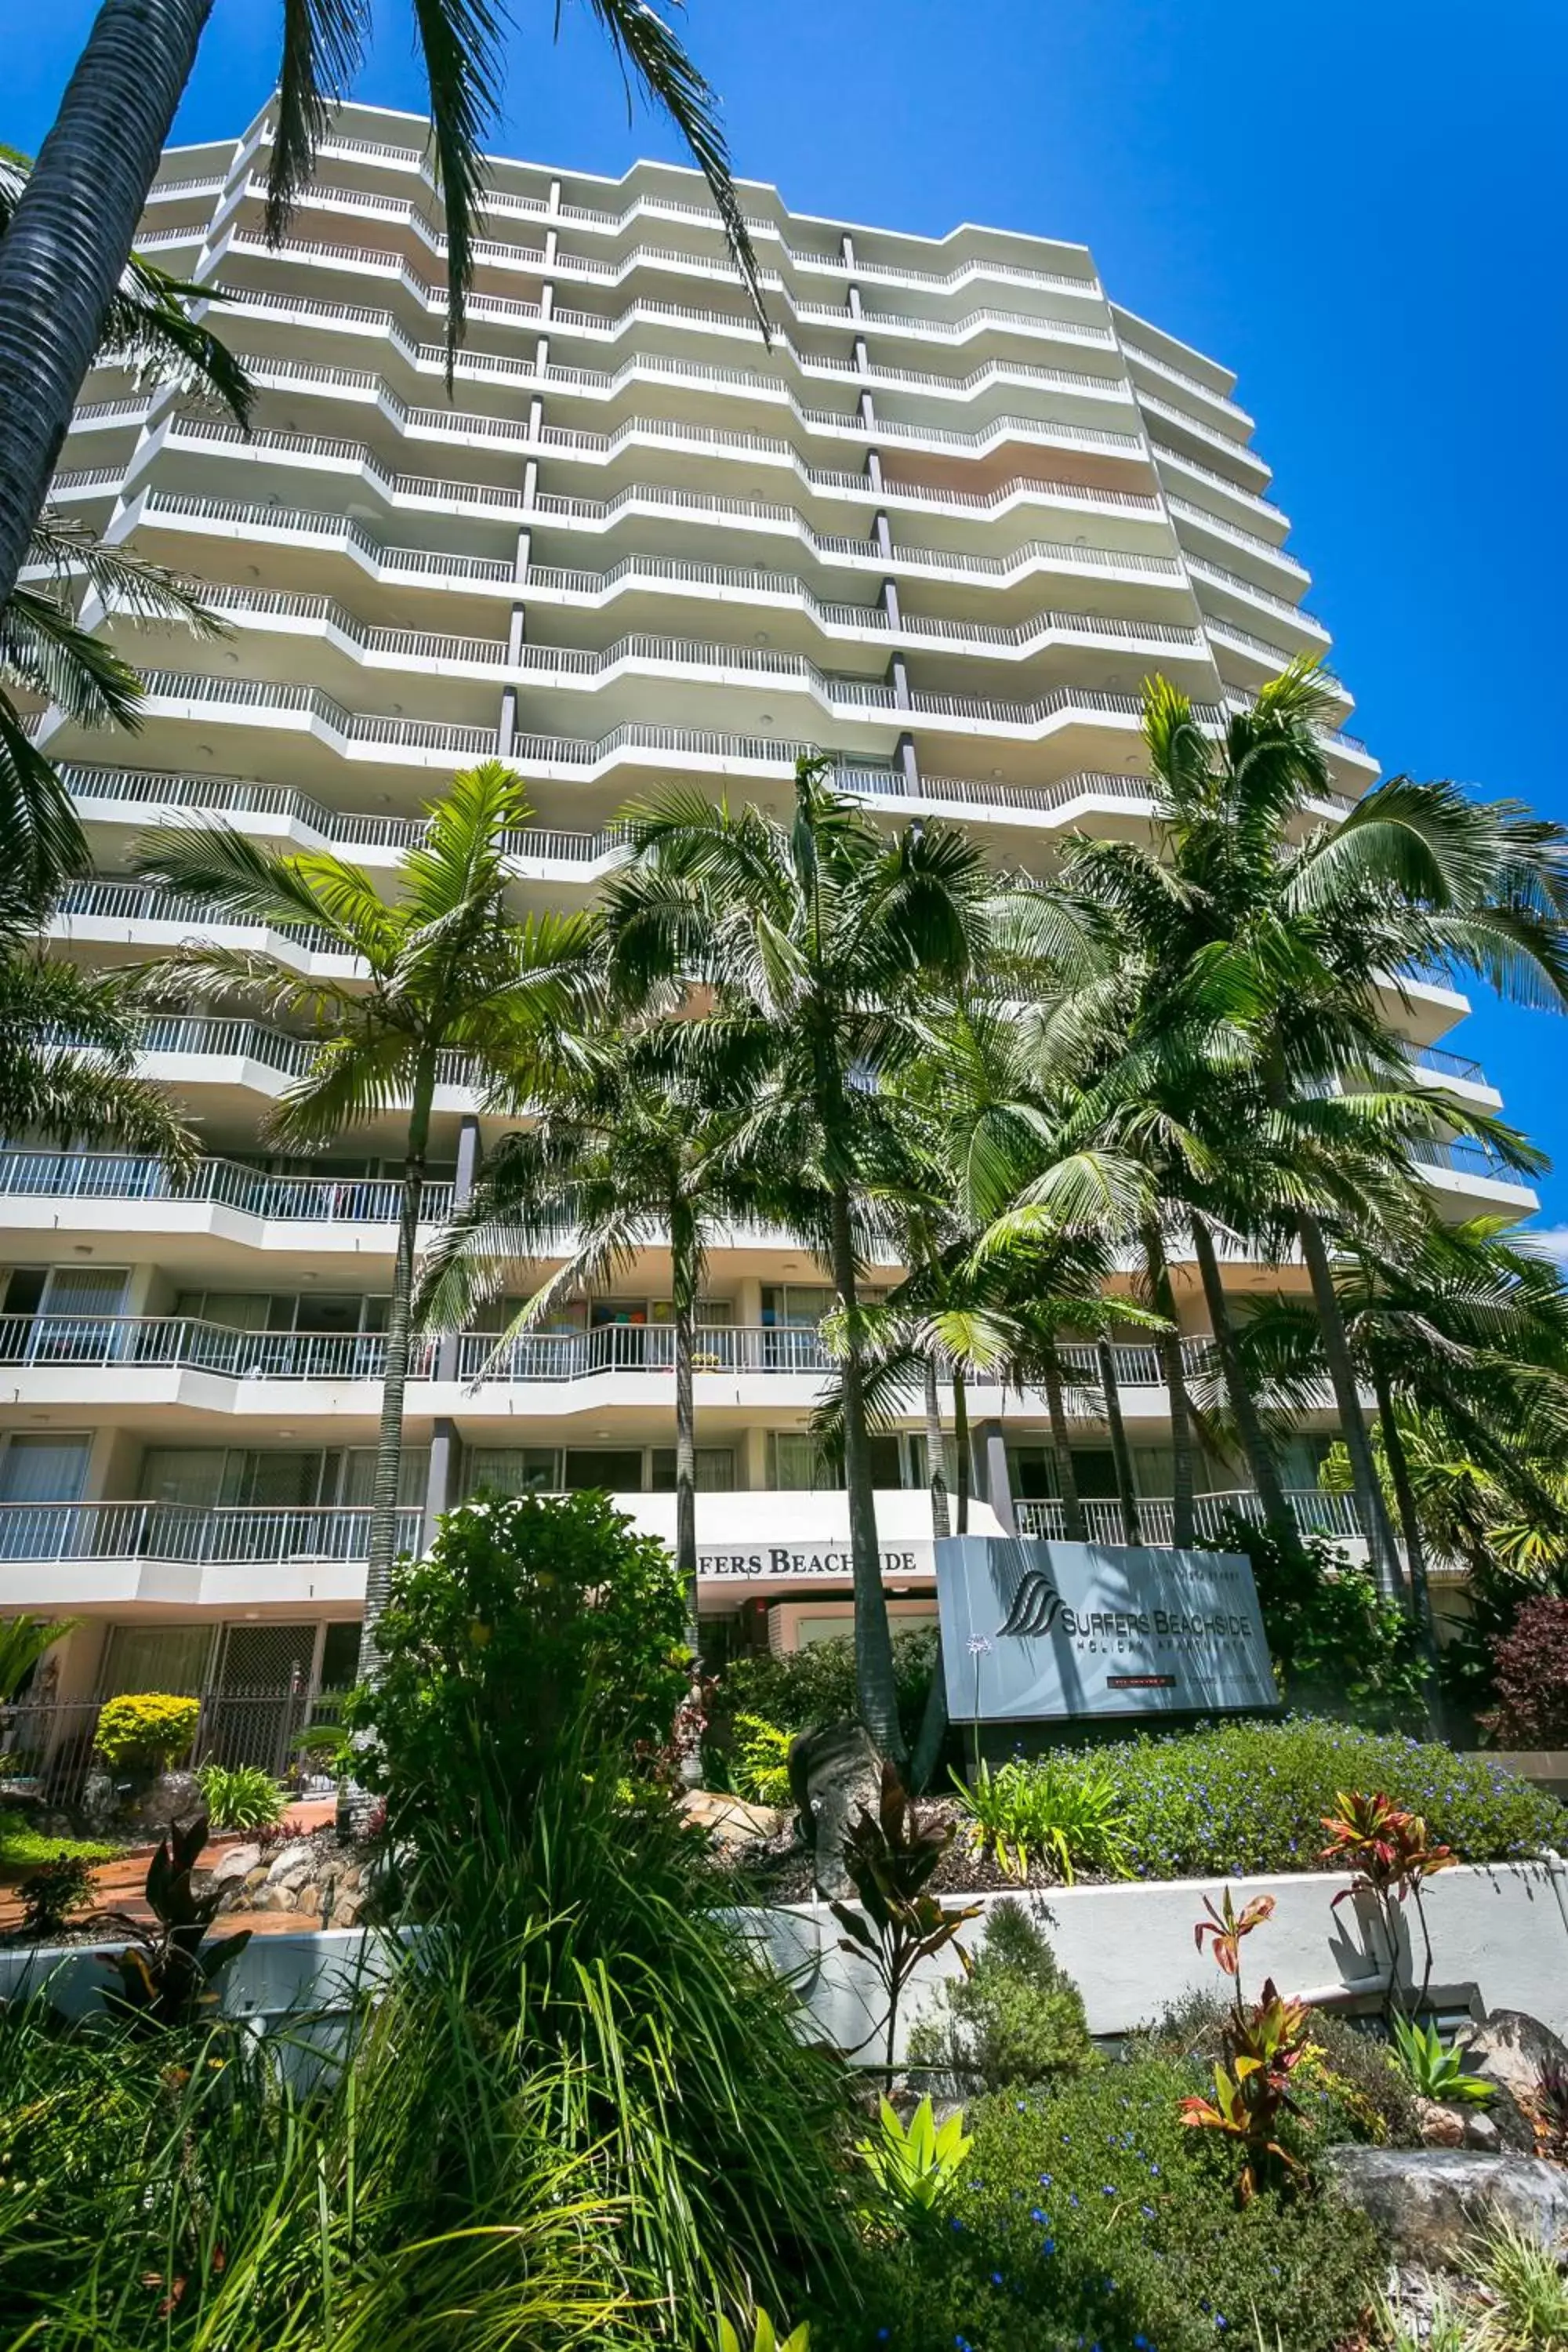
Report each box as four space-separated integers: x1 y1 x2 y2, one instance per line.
9 0 1567 1236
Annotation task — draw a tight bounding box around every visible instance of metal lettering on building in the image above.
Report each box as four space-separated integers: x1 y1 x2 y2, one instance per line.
935 1537 1276 1719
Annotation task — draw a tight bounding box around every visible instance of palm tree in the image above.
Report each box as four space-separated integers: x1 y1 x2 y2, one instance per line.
0 858 195 1160
416 1026 774 1641
601 756 1011 1763
1036 659 1568 1595
129 760 601 1649
0 0 764 621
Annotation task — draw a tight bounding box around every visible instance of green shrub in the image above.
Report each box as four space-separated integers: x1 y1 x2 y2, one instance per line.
816 2054 1381 2352
1055 1715 1564 1880
731 1713 796 1808
1136 1990 1421 2150
709 1628 937 1755
93 1692 200 1773
195 1762 285 1832
906 1896 1098 2097
343 1490 690 1843
15 1853 96 1938
0 1812 114 1876
954 1756 1131 1884
1203 1516 1428 1729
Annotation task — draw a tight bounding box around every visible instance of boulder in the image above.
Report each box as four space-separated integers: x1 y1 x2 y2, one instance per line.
1465 2112 1503 2154
205 1844 261 1887
129 1771 204 1835
788 1719 884 1900
1472 2009 1568 2106
1322 2147 1568 2266
681 1789 786 1849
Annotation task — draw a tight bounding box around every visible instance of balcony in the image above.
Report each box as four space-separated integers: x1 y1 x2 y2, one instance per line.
1014 1490 1366 1546
0 1149 454 1226
0 1501 423 1610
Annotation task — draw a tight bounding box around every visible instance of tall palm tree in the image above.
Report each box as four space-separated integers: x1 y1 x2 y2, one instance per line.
415 1026 775 1641
129 760 600 1648
0 0 764 620
601 756 1011 1763
1037 659 1568 1594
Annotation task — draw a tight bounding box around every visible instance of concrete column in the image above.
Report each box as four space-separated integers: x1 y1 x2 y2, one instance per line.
543 227 558 267
499 687 517 757
539 281 554 321
887 652 911 710
534 336 550 375
848 283 862 321
872 510 893 561
422 1416 458 1554
522 459 539 510
866 450 884 494
880 578 901 632
527 396 544 441
507 604 527 664
548 178 561 215
858 388 876 430
853 336 869 376
514 527 532 580
896 731 920 793
434 1117 480 1385
840 233 856 270
974 1418 1016 1534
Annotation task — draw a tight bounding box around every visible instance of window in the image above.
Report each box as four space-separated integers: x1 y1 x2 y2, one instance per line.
650 1448 735 1492
562 1449 644 1492
770 1431 833 1491
341 1447 430 1509
463 1447 559 1497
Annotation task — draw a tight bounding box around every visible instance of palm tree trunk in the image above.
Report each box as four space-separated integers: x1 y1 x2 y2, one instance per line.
923 1352 951 1540
1372 1360 1438 1660
1296 1210 1406 1602
1042 1356 1086 1540
1145 1221 1195 1548
0 0 215 613
1189 1218 1294 1548
829 1178 906 1764
953 1367 971 1535
1097 1338 1142 1546
359 1051 437 1675
670 1205 699 1650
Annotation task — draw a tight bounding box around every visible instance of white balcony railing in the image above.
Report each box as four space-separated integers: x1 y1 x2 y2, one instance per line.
0 1500 421 1563
1013 1490 1365 1545
0 1150 455 1225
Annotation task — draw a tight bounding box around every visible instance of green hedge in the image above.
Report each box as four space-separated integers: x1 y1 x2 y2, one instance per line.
1060 1715 1565 1879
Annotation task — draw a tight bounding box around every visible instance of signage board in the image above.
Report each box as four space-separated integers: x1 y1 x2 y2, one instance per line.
696 1541 933 1584
935 1536 1276 1720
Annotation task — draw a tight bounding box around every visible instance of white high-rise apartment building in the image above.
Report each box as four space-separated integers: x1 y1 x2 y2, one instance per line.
0 101 1534 1753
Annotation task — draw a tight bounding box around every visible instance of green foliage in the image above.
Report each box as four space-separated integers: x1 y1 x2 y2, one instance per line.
953 1755 1131 1884
906 1894 1098 2097
731 1712 797 1808
0 1811 114 1875
816 2053 1383 2352
1204 1515 1429 1729
1138 1991 1421 2150
1388 2014 1494 2104
830 1766 981 2069
15 1852 96 1937
708 1628 938 1759
1058 1715 1563 1880
93 1690 200 1772
195 1762 286 1831
0 1612 77 1702
855 2096 973 2222
343 1490 690 1843
1472 2218 1568 2350
718 2314 811 2352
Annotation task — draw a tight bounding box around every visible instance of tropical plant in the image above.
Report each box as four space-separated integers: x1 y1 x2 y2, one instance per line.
829 1762 981 2069
1194 1886 1278 2012
342 1489 690 1848
1476 1595 1568 1748
855 2095 974 2223
100 1810 252 2027
1009 659 1568 1594
417 1024 768 1642
0 0 764 625
194 1761 286 1832
604 755 1027 1760
0 1613 78 1703
731 1713 797 1809
952 1755 1131 1884
93 1690 199 1772
1205 1513 1429 1730
15 1851 96 1937
906 1893 1098 2096
1181 1886 1313 2201
131 762 601 1647
718 2315 812 2352
1321 1788 1456 2014
707 1629 940 1771
1388 2013 1494 2104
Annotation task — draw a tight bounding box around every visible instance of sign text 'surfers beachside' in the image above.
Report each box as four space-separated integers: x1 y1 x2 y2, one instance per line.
935 1536 1277 1721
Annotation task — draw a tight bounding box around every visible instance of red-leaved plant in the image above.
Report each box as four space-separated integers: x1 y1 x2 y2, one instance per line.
1320 1789 1454 2016
1181 1886 1312 2202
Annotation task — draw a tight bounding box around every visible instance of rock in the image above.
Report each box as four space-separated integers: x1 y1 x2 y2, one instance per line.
1472 2010 1568 2106
249 1885 298 1913
1415 2099 1467 2147
788 1719 884 1900
1323 2147 1568 2266
261 1840 317 1879
206 1844 261 1886
1465 2111 1503 2153
130 1770 204 1834
681 1789 786 1847
332 1893 363 1927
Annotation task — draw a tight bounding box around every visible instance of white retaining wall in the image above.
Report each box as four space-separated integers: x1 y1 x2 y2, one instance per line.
5 1864 1566 2060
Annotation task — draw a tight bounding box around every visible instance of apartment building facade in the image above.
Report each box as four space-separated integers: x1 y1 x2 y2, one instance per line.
0 100 1534 1753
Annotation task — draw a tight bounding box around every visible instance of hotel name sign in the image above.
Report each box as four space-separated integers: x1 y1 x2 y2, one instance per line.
696 1542 932 1582
935 1536 1276 1720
